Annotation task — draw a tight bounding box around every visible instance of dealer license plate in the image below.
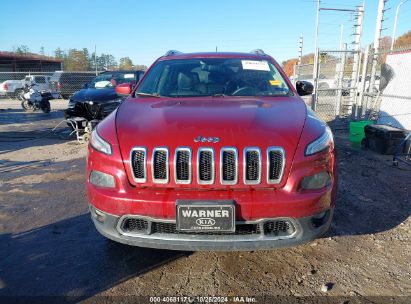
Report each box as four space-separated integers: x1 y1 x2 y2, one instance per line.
176 200 235 233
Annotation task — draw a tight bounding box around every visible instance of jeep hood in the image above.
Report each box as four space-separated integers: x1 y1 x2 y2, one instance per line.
116 96 307 186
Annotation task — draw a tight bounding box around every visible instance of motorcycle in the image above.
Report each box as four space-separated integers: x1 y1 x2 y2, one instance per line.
18 83 52 113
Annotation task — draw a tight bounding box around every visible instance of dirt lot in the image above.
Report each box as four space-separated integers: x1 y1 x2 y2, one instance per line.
0 99 410 303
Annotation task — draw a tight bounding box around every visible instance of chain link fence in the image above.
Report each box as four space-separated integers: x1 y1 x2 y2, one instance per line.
0 71 99 99
294 45 411 131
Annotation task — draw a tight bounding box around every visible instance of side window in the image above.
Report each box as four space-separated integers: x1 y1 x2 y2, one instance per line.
36 76 46 83
24 76 31 82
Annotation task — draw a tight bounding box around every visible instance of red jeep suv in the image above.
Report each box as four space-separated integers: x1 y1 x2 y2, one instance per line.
87 50 337 251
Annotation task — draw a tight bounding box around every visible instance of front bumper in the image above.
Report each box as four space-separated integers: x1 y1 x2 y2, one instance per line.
90 205 333 251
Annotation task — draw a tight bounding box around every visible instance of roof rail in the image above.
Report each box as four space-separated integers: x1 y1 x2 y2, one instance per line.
164 50 183 56
250 49 266 55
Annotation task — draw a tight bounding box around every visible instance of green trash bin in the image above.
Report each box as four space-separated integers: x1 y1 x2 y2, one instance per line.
349 120 374 143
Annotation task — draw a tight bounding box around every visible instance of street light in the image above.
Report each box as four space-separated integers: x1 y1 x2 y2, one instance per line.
391 0 410 51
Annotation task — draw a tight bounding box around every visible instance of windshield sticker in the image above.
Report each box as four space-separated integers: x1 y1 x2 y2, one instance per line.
269 80 281 86
124 74 135 79
241 60 270 71
94 80 112 88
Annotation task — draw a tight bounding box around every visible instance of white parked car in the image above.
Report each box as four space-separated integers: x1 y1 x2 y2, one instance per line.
0 75 52 98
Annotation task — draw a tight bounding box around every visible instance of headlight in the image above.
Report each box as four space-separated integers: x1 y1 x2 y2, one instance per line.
68 99 75 109
305 127 334 156
90 129 112 155
300 171 331 190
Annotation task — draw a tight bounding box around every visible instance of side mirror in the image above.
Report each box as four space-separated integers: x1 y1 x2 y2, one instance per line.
296 81 314 96
115 83 132 96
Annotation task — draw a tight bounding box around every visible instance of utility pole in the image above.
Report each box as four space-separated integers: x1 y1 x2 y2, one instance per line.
339 24 344 51
391 0 409 51
336 43 347 117
350 4 365 113
359 45 371 118
312 0 320 92
369 0 387 93
297 34 303 81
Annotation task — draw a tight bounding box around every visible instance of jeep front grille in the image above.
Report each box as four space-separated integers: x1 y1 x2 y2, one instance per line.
263 220 295 237
130 146 285 185
175 148 191 184
152 222 260 235
130 148 147 183
221 148 238 185
152 148 169 183
198 148 214 184
120 217 296 238
244 148 261 184
121 218 260 235
122 218 149 233
267 147 285 184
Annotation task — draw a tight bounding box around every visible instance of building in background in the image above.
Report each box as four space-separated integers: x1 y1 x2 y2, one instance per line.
0 52 63 72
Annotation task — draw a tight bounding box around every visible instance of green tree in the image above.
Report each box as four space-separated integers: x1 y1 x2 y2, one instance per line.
97 54 118 70
13 45 30 55
119 57 133 70
65 49 90 71
394 30 411 49
81 48 91 70
40 46 45 56
55 48 65 59
134 64 148 71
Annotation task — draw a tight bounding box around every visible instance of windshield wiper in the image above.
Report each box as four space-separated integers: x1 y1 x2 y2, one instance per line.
212 93 226 97
136 92 161 98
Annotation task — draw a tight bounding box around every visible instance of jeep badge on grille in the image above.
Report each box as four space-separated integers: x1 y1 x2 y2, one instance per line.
194 136 220 143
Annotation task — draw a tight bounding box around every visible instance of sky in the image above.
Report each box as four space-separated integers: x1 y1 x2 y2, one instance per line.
1 0 410 67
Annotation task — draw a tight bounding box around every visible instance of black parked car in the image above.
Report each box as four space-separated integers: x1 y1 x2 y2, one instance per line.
64 70 144 123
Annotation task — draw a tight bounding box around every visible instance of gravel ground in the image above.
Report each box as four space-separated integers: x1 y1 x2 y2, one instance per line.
0 98 410 303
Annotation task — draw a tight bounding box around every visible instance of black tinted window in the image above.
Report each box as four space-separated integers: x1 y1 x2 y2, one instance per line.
137 58 290 97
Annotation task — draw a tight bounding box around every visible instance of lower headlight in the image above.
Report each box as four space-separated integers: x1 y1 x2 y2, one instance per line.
300 171 331 190
90 170 115 188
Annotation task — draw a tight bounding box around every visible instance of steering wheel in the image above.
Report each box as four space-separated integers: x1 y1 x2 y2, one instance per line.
231 86 257 96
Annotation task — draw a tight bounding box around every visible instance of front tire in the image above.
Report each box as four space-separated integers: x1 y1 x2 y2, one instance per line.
40 100 51 113
21 100 35 111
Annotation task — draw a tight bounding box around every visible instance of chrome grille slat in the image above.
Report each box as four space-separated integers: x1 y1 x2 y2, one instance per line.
244 148 262 185
220 147 238 185
267 147 285 184
152 148 169 183
130 147 147 183
175 148 191 184
197 148 214 184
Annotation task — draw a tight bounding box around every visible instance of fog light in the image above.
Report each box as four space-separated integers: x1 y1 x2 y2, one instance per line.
300 171 330 190
311 210 330 228
91 206 106 223
90 170 115 188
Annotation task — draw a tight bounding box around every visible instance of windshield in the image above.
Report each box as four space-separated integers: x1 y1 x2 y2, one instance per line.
89 72 137 89
136 58 291 97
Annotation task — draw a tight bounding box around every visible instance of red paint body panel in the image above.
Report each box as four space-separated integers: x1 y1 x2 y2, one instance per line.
86 52 337 224
116 96 306 189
